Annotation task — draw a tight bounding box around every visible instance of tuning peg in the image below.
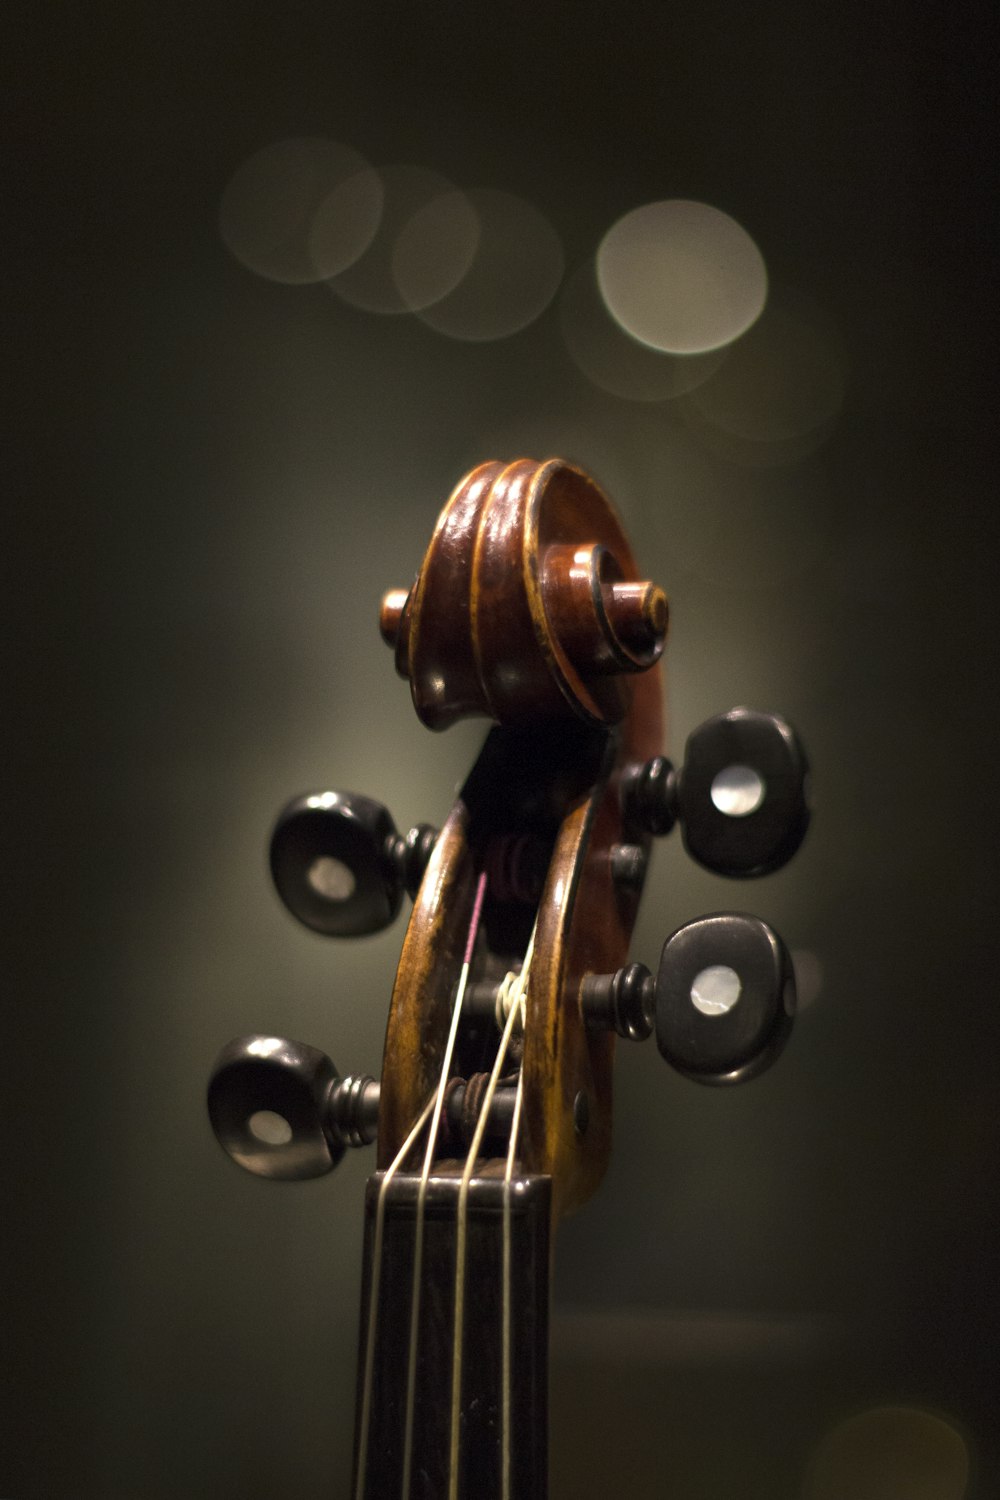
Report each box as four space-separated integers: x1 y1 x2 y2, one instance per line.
269 791 438 936
208 1037 528 1177
654 913 794 1083
207 1035 379 1180
624 708 810 877
580 912 795 1084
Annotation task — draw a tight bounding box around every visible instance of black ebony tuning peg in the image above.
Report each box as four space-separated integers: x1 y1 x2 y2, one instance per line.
654 912 795 1084
207 1035 379 1180
580 911 795 1084
269 791 438 936
624 708 810 877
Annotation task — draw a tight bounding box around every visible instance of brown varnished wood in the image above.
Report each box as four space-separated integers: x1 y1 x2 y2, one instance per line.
384 458 666 732
377 459 666 1217
522 661 663 1217
395 460 506 727
472 458 553 724
376 805 476 1167
365 458 666 1498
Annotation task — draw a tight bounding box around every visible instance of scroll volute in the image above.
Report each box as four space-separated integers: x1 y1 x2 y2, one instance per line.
379 458 667 731
377 459 666 1217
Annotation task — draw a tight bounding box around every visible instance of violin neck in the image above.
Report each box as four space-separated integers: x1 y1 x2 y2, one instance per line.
353 1167 551 1500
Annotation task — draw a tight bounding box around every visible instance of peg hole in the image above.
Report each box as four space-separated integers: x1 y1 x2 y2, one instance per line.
691 965 742 1017
710 764 765 816
248 1110 293 1145
307 855 356 902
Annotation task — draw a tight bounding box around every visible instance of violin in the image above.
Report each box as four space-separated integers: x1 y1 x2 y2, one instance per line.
207 458 810 1498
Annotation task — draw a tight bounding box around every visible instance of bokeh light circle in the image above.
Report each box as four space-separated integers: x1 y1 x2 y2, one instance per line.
219 138 382 285
396 188 564 342
559 260 727 402
388 182 480 314
597 199 767 354
805 1405 970 1500
327 164 474 314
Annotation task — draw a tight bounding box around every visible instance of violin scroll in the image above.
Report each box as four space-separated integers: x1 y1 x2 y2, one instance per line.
213 459 810 1204
377 459 668 731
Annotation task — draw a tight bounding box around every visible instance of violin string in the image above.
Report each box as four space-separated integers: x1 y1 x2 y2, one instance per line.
447 918 537 1500
353 1090 436 1500
399 870 488 1500
501 1061 526 1500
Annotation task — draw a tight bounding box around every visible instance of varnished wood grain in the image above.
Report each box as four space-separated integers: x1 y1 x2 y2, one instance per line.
368 457 665 1499
385 458 665 733
377 459 665 1213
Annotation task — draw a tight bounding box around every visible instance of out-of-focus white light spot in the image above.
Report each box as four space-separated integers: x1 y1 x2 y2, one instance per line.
307 855 355 902
597 200 767 354
307 172 386 284
691 964 741 1016
248 1110 293 1146
559 260 727 402
790 949 823 1010
399 189 564 342
328 164 472 314
710 764 765 816
219 138 382 285
386 179 479 313
683 287 847 466
805 1405 970 1500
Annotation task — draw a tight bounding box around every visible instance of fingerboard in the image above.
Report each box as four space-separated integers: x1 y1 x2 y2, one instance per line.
353 1167 551 1500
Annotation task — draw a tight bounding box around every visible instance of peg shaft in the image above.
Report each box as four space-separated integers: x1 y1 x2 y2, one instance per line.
580 963 655 1041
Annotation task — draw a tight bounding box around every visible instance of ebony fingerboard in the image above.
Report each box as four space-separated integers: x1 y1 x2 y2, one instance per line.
353 1168 551 1500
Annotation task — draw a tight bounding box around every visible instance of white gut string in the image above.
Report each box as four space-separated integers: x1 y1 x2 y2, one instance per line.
447 918 537 1500
501 1053 527 1500
399 871 488 1500
353 1090 436 1500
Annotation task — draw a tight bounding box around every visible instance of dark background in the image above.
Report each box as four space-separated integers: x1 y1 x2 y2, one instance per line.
4 4 996 1498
